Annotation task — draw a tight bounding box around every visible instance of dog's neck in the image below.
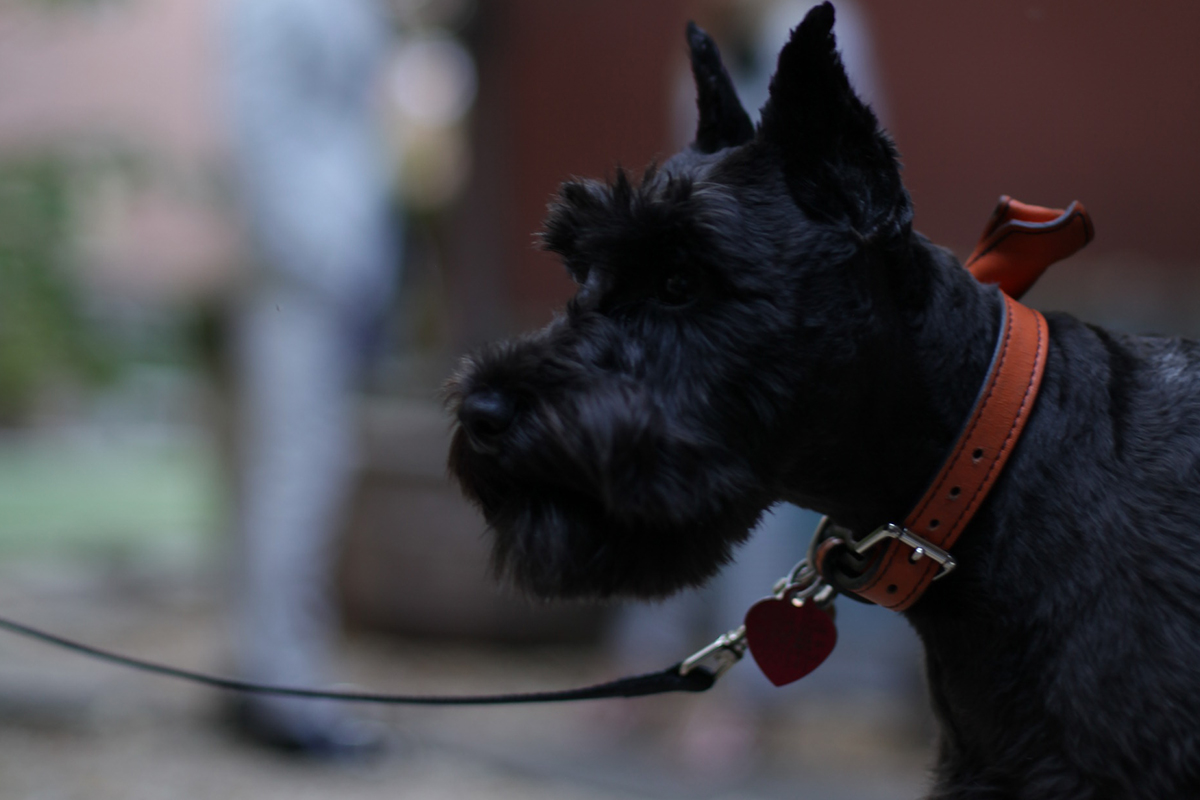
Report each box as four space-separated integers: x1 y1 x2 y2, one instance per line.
781 231 1003 538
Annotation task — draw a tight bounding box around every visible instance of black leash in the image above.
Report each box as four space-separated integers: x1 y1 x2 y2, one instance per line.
0 524 856 705
0 613 745 705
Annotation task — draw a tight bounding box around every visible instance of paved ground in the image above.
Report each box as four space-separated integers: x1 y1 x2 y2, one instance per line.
0 560 934 800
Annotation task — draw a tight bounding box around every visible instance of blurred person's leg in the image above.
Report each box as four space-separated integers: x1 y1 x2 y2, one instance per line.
676 503 814 773
222 0 395 756
230 286 380 753
710 503 817 699
603 503 813 771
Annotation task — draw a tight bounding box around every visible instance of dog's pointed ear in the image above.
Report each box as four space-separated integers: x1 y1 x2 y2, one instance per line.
758 2 910 239
687 21 754 154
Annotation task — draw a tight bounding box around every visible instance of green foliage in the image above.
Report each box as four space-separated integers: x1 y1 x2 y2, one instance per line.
0 157 116 424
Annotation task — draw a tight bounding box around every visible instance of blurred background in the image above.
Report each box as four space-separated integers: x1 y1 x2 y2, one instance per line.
0 0 1197 797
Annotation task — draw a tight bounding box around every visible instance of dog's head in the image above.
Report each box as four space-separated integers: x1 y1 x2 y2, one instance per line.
447 3 922 599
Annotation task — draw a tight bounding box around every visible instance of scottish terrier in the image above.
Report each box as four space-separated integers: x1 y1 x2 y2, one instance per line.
448 4 1200 797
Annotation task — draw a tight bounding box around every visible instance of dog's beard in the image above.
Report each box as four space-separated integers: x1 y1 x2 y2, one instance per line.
447 384 770 599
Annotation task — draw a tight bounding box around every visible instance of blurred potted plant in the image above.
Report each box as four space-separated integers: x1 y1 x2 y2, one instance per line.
0 157 115 426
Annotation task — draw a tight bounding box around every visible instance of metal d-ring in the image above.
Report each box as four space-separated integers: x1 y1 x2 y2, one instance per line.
780 575 836 611
773 552 834 608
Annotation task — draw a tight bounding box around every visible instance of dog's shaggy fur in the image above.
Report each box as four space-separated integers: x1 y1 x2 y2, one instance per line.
448 5 1200 797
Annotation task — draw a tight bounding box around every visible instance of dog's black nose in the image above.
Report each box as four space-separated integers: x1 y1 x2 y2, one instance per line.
459 389 515 451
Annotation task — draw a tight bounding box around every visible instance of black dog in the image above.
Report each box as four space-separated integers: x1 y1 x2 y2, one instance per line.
448 4 1200 797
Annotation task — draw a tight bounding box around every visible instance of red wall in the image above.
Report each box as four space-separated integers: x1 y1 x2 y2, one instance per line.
866 1 1200 260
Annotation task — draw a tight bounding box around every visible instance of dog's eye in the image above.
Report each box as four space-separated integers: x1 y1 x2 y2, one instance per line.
566 261 590 285
656 270 702 307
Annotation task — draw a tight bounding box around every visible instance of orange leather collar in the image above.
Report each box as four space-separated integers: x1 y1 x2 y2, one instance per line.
819 197 1092 611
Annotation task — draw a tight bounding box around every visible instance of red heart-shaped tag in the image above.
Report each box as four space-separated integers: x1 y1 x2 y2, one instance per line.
744 597 837 686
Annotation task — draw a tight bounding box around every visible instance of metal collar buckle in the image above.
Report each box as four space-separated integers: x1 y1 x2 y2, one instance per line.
853 523 958 580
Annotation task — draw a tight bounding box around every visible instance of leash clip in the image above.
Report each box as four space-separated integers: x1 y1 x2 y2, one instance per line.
853 523 957 580
678 625 748 681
